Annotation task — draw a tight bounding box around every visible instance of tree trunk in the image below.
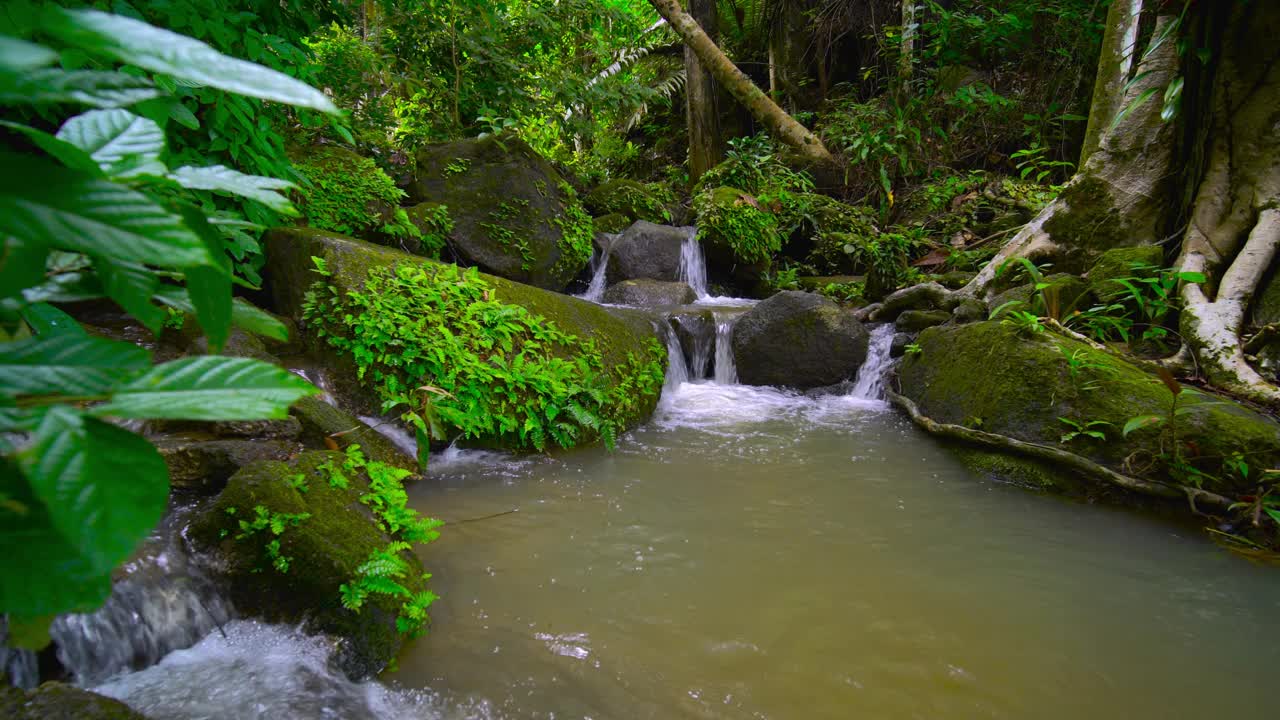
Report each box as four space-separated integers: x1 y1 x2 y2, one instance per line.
960 9 1179 295
1079 0 1143 166
1174 2 1280 405
685 0 723 185
649 0 834 163
896 1 918 100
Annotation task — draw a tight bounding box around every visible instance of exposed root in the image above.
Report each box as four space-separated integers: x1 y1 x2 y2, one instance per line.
887 389 1235 511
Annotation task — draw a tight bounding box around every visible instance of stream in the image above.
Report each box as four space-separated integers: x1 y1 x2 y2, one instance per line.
69 238 1280 719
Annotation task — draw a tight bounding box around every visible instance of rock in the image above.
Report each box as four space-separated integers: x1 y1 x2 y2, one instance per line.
405 134 591 290
1 683 149 720
897 321 1280 492
158 438 304 493
264 229 665 437
189 451 429 680
1085 246 1164 303
291 396 417 472
933 270 977 290
584 179 669 223
693 186 779 269
732 291 870 388
889 332 913 358
158 417 302 440
951 298 988 324
401 201 452 257
592 213 631 234
875 282 954 321
895 309 951 332
185 327 276 362
603 279 697 307
991 273 1091 317
606 221 689 284
950 446 1089 493
289 145 403 244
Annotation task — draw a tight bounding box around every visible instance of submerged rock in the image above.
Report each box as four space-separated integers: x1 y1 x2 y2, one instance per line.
605 221 688 284
189 451 428 680
405 134 591 290
732 291 870 389
897 321 1280 492
603 279 697 307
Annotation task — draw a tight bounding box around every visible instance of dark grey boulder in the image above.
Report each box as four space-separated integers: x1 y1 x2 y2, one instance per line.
603 279 697 307
731 291 870 388
606 221 689 284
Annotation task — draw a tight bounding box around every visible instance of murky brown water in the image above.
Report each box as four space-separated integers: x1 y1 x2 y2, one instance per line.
393 382 1280 720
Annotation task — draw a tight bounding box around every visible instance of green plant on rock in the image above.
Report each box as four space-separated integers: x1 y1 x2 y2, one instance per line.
301 261 665 458
226 505 311 573
694 188 782 265
0 8 326 635
293 146 420 242
820 282 866 305
1057 417 1111 444
551 182 595 281
340 542 439 637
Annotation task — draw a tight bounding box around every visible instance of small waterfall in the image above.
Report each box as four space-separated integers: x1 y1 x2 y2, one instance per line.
712 314 738 385
688 322 714 379
0 619 39 689
850 324 895 400
580 236 616 303
49 526 233 686
669 312 715 380
676 227 708 300
357 414 419 459
660 322 690 391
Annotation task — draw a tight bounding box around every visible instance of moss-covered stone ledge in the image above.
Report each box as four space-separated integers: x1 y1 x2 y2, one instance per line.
895 321 1280 504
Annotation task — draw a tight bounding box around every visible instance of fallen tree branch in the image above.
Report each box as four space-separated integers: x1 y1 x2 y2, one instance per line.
886 389 1235 511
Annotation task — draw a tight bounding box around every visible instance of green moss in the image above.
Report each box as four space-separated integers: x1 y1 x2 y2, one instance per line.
583 179 670 223
951 446 1085 492
1041 174 1131 271
550 181 594 283
1086 246 1164 302
593 212 631 234
694 186 781 265
291 146 419 242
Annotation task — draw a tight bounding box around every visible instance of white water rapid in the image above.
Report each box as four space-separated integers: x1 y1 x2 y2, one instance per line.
850 324 896 400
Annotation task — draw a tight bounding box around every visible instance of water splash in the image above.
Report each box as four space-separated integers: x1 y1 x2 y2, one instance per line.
660 322 690 392
676 227 708 300
712 313 738 385
0 618 39 689
850 324 896 400
357 414 419 458
579 235 617 303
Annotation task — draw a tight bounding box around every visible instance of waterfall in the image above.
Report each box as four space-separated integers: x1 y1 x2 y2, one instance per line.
850 324 895 400
49 526 233 686
1 619 39 689
676 227 708 300
660 322 690 391
688 320 714 379
580 235 616 303
712 314 738 385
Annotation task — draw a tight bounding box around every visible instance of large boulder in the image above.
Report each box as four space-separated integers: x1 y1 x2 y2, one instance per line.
263 229 666 439
603 279 696 307
1 683 150 719
584 179 670 224
732 291 870 388
605 221 689 284
189 451 428 680
405 134 591 290
897 321 1280 492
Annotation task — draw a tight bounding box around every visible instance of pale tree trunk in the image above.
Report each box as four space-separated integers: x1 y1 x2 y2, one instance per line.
960 7 1179 296
1174 2 1280 405
1080 0 1143 167
896 1 918 100
685 0 723 185
649 0 834 163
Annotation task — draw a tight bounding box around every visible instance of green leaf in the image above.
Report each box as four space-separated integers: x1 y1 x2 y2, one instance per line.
1265 508 1280 526
56 109 165 177
152 286 288 342
46 9 339 113
0 36 57 70
96 259 165 333
93 356 318 420
0 237 50 299
1122 415 1164 437
0 334 150 396
0 68 161 108
169 165 296 215
0 120 101 174
20 303 86 337
0 152 211 268
17 407 168 573
184 264 231 352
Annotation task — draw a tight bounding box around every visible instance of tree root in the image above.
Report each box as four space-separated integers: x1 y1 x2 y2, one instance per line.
886 389 1235 512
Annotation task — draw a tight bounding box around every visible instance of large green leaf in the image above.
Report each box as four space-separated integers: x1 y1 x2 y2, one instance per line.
17 407 168 573
0 68 161 108
56 109 166 177
153 286 289 342
0 237 50 300
46 9 339 114
169 165 297 215
175 206 232 350
0 120 101 174
0 334 150 396
0 36 57 71
93 356 317 420
20 303 85 337
96 259 165 333
0 152 212 268
0 459 112 615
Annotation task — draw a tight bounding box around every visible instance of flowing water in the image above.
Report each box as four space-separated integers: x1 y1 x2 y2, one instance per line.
677 227 708 300
70 274 1280 719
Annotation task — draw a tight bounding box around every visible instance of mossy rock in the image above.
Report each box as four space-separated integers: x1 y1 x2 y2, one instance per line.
603 279 697 307
593 213 631 234
263 229 665 436
1085 246 1163 303
605 221 688 284
898 321 1280 493
289 145 404 244
290 395 417 472
1 683 149 720
189 451 426 679
405 134 591 290
584 179 670 223
895 309 951 332
401 201 452 258
950 446 1090 494
694 186 780 268
732 291 870 388
991 273 1092 318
